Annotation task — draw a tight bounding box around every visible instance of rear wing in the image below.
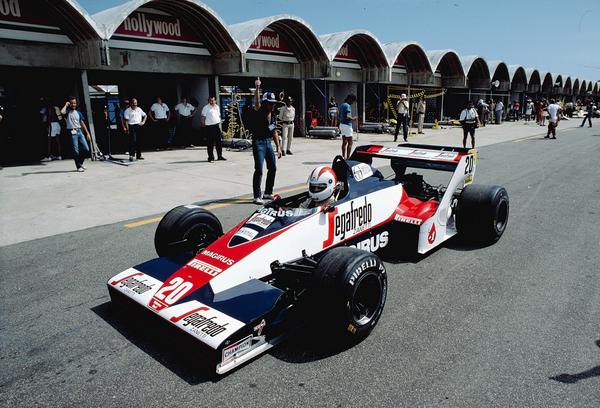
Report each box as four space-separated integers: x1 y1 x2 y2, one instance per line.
350 144 474 172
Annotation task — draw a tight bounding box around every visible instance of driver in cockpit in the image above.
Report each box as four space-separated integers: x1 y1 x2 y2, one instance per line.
299 166 340 209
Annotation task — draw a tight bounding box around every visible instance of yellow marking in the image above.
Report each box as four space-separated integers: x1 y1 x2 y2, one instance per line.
124 184 306 228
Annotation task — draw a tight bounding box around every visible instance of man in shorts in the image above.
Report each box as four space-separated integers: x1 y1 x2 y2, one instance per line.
339 94 357 160
545 99 561 139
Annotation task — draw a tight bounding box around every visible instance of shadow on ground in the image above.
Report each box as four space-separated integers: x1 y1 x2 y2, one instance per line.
549 340 600 384
21 170 76 176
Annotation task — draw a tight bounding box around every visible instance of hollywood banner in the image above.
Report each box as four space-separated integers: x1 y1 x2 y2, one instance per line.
0 0 71 44
110 8 209 56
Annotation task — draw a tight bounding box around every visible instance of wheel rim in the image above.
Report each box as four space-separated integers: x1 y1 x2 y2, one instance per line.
184 224 218 254
495 200 508 233
350 272 383 326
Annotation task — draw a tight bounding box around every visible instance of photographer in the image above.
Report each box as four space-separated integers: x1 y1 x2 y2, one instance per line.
459 100 479 148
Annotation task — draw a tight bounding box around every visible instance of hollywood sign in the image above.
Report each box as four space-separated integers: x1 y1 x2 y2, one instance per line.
121 12 182 38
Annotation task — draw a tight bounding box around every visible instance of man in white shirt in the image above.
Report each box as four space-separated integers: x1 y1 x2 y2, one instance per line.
545 99 561 139
278 97 295 156
123 98 147 161
494 100 504 124
459 100 479 148
201 96 225 162
394 94 409 142
149 96 170 150
174 97 196 147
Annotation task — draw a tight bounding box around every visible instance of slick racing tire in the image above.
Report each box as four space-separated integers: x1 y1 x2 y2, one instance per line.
455 184 509 245
313 247 387 339
155 205 223 258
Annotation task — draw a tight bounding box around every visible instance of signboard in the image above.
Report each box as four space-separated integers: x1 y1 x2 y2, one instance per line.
109 8 209 56
0 0 72 44
334 42 359 61
247 27 296 63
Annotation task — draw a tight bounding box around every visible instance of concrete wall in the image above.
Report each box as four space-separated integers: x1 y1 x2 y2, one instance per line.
97 48 214 75
0 40 79 68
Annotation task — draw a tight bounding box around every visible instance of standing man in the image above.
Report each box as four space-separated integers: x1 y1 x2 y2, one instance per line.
60 97 91 172
246 78 282 204
494 99 504 124
42 100 62 161
201 96 225 162
394 94 409 142
278 96 295 156
459 100 479 148
174 97 195 147
580 100 594 128
416 97 426 134
525 98 534 123
328 96 338 127
339 94 357 160
545 99 561 140
149 96 170 150
123 98 147 161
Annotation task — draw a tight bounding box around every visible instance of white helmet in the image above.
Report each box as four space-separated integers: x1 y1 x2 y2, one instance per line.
308 166 337 202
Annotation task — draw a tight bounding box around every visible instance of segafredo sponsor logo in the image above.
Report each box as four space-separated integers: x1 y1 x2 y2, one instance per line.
118 276 154 295
201 250 235 266
181 312 229 338
122 12 182 38
187 259 222 277
335 197 372 239
0 0 21 17
348 231 389 252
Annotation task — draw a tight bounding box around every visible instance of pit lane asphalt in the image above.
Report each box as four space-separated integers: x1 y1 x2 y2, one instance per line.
1 127 599 407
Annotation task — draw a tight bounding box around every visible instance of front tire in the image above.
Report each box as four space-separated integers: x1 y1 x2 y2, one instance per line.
456 184 509 245
312 247 387 339
154 205 223 258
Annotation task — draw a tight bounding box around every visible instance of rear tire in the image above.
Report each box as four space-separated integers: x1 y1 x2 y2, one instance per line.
312 247 387 339
456 184 509 245
154 205 223 258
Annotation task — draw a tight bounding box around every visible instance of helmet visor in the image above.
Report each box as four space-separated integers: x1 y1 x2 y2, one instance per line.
309 183 328 193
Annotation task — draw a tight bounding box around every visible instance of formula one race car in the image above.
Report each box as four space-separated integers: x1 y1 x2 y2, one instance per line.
108 144 509 374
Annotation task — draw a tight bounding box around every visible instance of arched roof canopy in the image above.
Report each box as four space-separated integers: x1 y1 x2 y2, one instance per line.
586 81 593 92
41 0 103 42
563 77 572 95
579 80 587 95
553 74 563 93
462 55 490 89
594 82 599 95
508 65 527 92
541 72 554 93
94 0 240 55
382 42 432 73
525 69 541 93
427 49 465 87
320 30 387 68
572 78 580 95
229 15 327 62
488 60 510 91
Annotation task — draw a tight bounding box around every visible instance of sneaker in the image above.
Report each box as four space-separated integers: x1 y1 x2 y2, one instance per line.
281 151 285 156
263 194 274 200
208 158 214 163
41 157 52 162
129 156 134 162
217 157 227 161
77 167 85 172
137 156 144 160
253 197 264 205
286 150 293 155
544 136 549 139
56 156 62 160
80 165 86 170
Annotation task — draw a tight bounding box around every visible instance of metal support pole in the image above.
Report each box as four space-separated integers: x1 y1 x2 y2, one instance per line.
300 79 306 136
214 75 220 106
361 81 366 124
440 89 444 121
80 69 101 160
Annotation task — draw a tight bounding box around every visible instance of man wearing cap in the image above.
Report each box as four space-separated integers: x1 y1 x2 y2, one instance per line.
246 78 282 205
278 96 295 156
395 94 409 142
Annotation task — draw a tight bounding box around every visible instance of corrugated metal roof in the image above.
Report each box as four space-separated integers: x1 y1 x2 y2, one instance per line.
43 0 103 41
319 29 387 67
228 14 326 61
426 49 464 77
382 41 432 73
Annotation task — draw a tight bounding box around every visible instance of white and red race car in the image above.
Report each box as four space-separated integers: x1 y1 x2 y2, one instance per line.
108 143 509 374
